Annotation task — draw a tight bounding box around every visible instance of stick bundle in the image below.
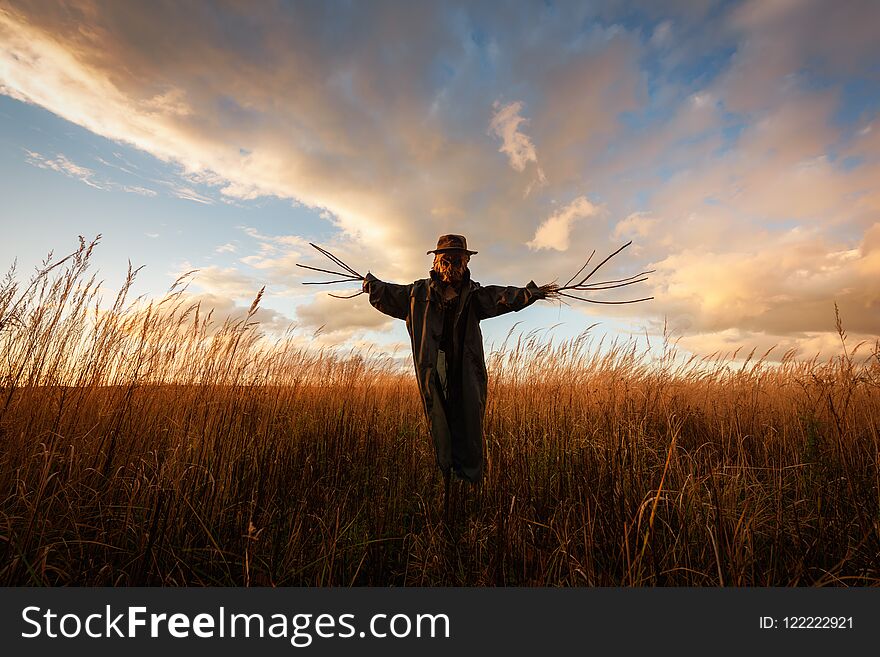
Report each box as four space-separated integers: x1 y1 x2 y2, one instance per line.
296 243 366 299
541 241 654 305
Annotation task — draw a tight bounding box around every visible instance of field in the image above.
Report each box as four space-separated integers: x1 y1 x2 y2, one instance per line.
1 238 878 586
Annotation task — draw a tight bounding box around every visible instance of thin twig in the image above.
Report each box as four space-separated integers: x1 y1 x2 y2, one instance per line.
579 270 656 287
310 243 362 278
572 277 649 291
329 290 366 299
563 240 633 290
296 263 355 278
296 244 366 295
557 291 654 305
302 278 363 285
563 250 595 287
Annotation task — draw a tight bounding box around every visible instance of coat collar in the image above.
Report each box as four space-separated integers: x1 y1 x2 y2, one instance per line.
428 269 474 326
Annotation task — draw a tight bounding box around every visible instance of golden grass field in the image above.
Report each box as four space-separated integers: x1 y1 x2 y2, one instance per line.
1 238 878 585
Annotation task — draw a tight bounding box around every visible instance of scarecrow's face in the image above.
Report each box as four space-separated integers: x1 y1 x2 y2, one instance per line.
433 252 470 285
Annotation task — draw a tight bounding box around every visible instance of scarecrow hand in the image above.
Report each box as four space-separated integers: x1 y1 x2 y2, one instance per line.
539 282 560 299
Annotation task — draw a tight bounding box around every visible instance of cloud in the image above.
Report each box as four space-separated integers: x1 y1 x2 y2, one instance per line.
107 290 295 343
295 292 393 340
646 225 880 338
488 100 546 190
613 212 657 240
215 243 237 254
673 328 874 363
23 148 161 197
174 292 293 335
176 264 265 301
528 196 599 251
720 0 880 112
168 184 214 205
123 185 157 197
24 149 103 189
650 20 673 48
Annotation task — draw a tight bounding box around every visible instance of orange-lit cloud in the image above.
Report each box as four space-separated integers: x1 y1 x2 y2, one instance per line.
295 293 393 340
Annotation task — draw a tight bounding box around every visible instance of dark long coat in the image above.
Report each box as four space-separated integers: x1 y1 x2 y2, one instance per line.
363 269 545 482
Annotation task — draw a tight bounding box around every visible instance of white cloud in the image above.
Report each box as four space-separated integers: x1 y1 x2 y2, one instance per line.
689 91 715 109
488 100 546 190
527 196 599 251
168 185 214 205
23 149 162 197
613 212 657 240
24 149 103 189
123 185 157 197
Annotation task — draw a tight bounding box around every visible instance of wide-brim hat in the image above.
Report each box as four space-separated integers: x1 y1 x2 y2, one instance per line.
427 234 478 255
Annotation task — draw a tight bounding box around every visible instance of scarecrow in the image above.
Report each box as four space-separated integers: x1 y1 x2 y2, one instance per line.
298 234 651 509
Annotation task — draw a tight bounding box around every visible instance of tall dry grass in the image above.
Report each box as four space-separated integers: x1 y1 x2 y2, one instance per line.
0 236 878 585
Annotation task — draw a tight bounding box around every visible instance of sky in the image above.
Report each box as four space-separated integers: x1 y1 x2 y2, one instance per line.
1 0 878 361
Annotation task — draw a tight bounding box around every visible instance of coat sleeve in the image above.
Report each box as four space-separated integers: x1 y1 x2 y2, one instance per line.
472 281 545 320
362 273 412 320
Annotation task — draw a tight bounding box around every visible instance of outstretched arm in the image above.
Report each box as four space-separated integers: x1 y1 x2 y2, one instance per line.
472 281 551 320
362 273 412 320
